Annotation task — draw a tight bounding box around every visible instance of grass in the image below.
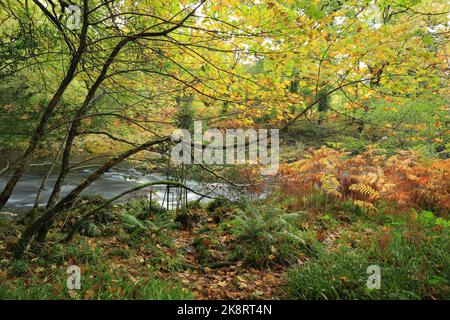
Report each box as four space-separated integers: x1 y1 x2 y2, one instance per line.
285 210 450 300
0 199 193 300
1 267 192 300
0 193 448 300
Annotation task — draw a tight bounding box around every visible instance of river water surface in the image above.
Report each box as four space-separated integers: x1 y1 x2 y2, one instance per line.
0 166 232 212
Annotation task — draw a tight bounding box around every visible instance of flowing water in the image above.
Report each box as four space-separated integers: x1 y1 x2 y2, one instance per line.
0 165 233 213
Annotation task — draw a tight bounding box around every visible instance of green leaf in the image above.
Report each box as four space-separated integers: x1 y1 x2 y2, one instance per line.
423 34 434 46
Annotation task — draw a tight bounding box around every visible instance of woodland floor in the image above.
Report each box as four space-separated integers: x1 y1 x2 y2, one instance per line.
135 228 287 300
0 195 448 300
0 206 291 300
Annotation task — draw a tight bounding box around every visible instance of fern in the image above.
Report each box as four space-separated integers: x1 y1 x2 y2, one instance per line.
349 183 380 200
279 147 449 212
353 200 377 212
119 212 146 231
229 206 316 265
119 212 174 235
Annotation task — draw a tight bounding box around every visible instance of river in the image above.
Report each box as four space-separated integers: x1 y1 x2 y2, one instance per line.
0 165 234 212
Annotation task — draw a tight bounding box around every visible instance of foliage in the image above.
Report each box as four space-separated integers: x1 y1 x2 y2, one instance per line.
0 0 449 301
206 198 234 213
119 211 175 241
7 259 28 276
286 211 450 299
279 146 450 213
2 267 192 300
229 205 319 266
123 199 167 220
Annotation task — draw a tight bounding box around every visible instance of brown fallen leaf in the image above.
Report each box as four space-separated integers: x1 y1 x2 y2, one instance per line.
217 281 227 287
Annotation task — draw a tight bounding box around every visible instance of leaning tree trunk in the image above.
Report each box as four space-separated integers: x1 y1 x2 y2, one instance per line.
15 0 205 254
0 57 81 210
0 5 89 210
29 137 170 248
33 143 63 210
45 0 204 211
40 39 136 242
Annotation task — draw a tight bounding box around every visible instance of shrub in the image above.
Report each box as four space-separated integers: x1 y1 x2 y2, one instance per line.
119 209 175 246
185 200 202 210
206 198 231 212
79 221 102 237
229 205 319 267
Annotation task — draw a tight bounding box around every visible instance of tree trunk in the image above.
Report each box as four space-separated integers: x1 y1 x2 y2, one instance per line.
45 1 202 208
13 0 204 254
34 136 170 245
46 38 130 209
0 57 81 209
13 136 170 258
0 3 89 210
